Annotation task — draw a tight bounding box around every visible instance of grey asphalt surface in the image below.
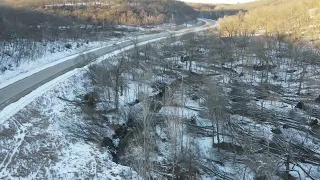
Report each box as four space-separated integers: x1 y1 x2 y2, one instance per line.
0 24 206 111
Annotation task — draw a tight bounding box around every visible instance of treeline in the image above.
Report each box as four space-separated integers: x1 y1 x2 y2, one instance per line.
0 0 198 72
0 5 83 41
188 2 244 20
3 0 198 25
217 0 320 47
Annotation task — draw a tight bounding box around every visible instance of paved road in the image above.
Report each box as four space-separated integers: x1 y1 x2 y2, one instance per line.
0 21 209 111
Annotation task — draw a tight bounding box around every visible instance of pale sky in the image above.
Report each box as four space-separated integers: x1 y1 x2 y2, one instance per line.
180 0 257 4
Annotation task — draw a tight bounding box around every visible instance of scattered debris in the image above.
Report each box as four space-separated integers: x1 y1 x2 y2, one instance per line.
310 119 319 126
295 101 305 110
315 95 320 103
271 128 282 134
282 124 290 129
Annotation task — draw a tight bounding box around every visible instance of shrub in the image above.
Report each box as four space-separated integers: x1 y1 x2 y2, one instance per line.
64 43 72 49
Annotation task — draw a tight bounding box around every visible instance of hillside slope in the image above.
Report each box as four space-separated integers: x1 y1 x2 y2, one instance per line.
2 0 198 26
217 0 320 46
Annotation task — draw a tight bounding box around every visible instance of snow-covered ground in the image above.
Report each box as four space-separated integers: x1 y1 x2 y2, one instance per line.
0 34 169 125
0 37 172 179
3 21 319 179
0 40 113 89
0 68 140 179
0 21 200 90
0 24 218 179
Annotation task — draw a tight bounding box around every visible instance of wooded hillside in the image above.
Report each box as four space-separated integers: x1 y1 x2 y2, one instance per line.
188 2 243 20
2 0 198 25
0 5 77 40
217 0 320 47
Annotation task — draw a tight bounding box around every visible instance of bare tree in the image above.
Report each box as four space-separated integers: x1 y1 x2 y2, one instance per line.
88 53 131 111
202 78 229 146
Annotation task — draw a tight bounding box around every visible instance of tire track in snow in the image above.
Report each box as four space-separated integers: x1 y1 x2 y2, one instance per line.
0 119 26 178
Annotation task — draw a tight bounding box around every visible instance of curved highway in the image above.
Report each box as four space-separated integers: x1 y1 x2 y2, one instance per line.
0 19 211 111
